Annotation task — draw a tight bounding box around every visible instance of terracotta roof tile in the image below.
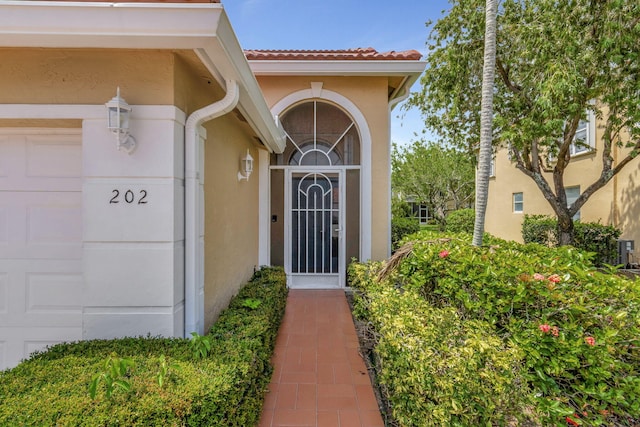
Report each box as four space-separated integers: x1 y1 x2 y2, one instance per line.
244 48 422 61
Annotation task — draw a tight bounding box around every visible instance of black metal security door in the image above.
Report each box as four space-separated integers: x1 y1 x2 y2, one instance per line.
291 172 340 276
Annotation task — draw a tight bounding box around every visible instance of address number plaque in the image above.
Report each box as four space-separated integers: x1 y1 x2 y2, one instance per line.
109 189 148 205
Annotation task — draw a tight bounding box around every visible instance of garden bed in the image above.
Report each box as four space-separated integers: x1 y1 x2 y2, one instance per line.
0 267 287 427
349 232 640 426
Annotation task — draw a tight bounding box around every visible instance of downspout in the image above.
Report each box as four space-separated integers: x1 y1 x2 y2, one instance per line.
184 79 239 337
387 77 412 256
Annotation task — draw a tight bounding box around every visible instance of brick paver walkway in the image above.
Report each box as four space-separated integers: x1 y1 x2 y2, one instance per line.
258 289 384 427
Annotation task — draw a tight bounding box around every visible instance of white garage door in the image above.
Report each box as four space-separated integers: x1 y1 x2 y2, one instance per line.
0 129 83 371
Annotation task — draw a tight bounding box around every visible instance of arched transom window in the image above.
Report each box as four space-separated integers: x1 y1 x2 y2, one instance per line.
271 101 361 166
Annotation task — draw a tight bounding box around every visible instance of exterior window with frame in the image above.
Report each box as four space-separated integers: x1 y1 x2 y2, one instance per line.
547 111 595 162
565 186 581 221
569 112 595 156
513 192 523 213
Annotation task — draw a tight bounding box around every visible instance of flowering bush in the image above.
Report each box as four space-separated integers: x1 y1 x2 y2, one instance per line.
351 269 529 426
350 231 640 426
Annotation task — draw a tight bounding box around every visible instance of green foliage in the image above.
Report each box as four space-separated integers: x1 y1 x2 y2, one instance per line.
391 197 413 218
88 354 134 399
365 283 527 426
241 298 262 310
521 214 558 246
409 0 640 243
392 141 474 229
522 214 621 266
189 332 211 359
0 266 287 427
391 197 421 251
350 231 640 426
391 216 420 251
444 208 475 234
574 222 622 267
156 355 181 388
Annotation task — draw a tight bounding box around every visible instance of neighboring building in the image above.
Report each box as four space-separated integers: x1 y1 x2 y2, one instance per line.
486 112 640 253
407 199 431 225
0 1 425 370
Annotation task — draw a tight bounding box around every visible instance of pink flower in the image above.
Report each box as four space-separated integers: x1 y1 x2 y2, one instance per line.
533 273 545 281
439 250 450 258
548 274 561 283
585 336 596 346
539 324 551 333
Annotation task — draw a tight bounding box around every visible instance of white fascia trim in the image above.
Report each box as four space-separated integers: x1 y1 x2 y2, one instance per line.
249 60 427 77
194 14 285 153
0 1 285 154
0 2 224 49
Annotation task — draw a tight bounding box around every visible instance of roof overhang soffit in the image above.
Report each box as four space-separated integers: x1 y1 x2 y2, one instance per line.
0 1 285 153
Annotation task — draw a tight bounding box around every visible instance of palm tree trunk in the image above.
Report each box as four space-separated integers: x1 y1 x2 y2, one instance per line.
472 0 498 247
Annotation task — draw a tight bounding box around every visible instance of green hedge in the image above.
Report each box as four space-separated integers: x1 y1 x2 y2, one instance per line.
391 216 420 251
522 214 621 266
444 208 475 234
352 273 528 426
0 266 287 427
350 232 640 426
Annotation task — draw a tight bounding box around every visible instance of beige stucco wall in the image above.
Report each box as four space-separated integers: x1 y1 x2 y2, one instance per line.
616 165 640 245
256 75 392 260
612 127 640 246
0 47 265 331
175 61 263 330
202 117 261 329
487 118 640 247
0 48 176 105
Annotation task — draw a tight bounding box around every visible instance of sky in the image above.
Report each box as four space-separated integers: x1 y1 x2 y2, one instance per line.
221 0 451 146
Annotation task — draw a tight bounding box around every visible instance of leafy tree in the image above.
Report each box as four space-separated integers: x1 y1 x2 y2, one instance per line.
392 141 475 230
409 0 640 245
473 0 498 247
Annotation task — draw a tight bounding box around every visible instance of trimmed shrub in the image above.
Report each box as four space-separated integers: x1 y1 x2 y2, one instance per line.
350 232 640 426
353 275 528 426
521 214 558 246
522 214 621 266
391 216 420 251
574 221 621 266
444 208 475 234
0 267 287 427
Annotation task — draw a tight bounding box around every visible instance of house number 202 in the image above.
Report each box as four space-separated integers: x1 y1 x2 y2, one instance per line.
110 189 148 205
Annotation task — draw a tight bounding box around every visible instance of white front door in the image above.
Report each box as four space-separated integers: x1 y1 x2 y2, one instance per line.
0 129 83 371
285 169 344 288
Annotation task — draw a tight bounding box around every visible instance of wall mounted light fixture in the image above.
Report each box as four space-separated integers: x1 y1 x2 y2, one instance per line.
238 149 254 181
105 87 136 154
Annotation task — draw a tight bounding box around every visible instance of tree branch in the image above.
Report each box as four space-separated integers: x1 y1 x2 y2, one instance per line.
496 57 533 109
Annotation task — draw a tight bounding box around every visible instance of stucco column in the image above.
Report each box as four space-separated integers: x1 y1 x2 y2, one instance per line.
81 106 186 339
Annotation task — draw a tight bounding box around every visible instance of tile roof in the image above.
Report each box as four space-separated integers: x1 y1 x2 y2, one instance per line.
244 48 422 61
